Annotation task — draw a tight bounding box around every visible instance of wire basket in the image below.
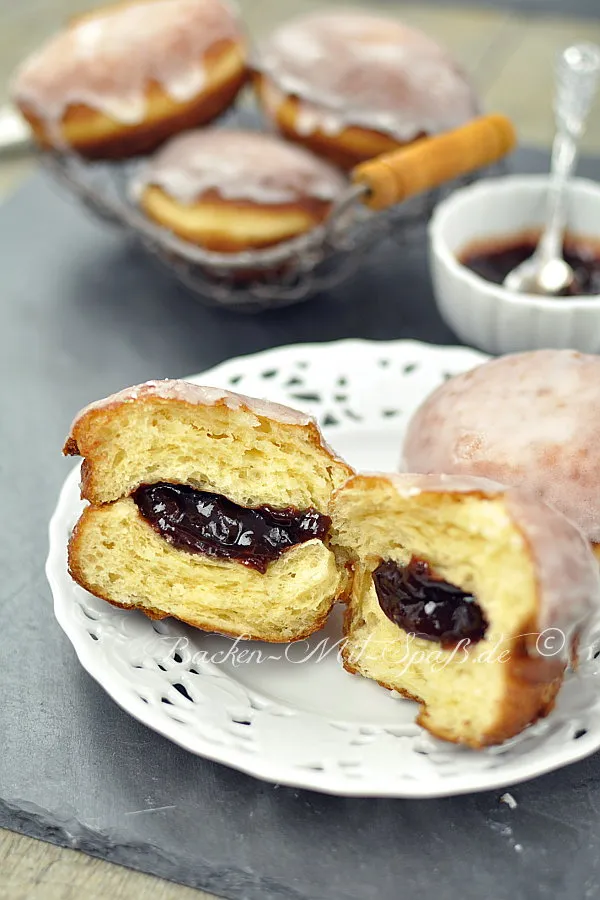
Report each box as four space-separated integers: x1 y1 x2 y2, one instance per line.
39 111 508 313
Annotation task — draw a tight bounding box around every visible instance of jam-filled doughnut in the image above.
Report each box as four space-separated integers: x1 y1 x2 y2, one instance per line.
403 350 600 553
11 0 248 159
64 380 354 642
253 11 478 170
132 128 348 251
331 472 600 747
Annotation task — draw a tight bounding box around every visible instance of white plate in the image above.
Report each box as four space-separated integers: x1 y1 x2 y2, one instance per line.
47 339 600 797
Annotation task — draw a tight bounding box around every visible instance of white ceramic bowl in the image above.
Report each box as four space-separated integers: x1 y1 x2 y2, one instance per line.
429 175 600 354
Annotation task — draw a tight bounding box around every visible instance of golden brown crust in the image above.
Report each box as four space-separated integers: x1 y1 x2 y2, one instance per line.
20 39 247 160
253 73 417 170
340 628 563 749
63 436 79 456
138 185 333 252
68 504 337 642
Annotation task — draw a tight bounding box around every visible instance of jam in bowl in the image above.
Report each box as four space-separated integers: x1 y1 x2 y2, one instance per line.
459 229 600 297
428 174 600 354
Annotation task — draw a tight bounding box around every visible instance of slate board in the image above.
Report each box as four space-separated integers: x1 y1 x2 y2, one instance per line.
2 147 600 900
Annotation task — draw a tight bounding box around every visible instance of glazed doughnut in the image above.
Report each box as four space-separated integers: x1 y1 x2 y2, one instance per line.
132 128 348 251
331 472 600 747
254 11 478 170
64 380 354 642
11 0 248 159
403 350 600 552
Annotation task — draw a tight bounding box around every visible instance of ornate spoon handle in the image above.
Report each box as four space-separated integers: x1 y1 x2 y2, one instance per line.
537 43 600 263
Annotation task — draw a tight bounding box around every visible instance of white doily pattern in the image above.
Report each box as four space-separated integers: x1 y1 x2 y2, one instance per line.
47 340 600 796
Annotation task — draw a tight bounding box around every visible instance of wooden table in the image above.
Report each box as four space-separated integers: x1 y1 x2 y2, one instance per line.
0 830 214 900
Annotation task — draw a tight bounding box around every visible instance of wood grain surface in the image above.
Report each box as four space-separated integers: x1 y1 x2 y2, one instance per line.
0 829 218 900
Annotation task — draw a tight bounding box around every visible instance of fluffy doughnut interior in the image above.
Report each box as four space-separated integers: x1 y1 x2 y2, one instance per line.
66 391 353 641
331 478 560 747
70 499 341 641
71 396 348 509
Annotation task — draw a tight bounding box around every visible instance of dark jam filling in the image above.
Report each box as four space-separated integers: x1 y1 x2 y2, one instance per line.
460 234 600 296
373 558 487 647
133 482 331 574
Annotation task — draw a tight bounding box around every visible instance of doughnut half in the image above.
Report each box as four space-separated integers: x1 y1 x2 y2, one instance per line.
254 11 478 170
330 473 600 747
12 0 248 159
64 380 354 641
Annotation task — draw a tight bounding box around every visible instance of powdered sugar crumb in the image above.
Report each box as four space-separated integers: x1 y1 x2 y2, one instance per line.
500 792 518 809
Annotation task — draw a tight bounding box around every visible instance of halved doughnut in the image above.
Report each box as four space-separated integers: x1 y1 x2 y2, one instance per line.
64 380 354 641
330 472 600 747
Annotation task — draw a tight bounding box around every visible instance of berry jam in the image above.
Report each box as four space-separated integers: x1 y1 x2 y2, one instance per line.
460 233 600 296
133 483 330 573
373 557 487 647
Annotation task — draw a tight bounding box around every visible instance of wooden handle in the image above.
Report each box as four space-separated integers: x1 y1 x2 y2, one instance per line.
352 114 516 211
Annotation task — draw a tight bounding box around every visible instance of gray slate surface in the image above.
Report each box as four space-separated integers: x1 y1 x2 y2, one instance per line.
2 148 600 900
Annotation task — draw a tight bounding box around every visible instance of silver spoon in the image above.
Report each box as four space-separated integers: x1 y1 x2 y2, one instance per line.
504 42 600 296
